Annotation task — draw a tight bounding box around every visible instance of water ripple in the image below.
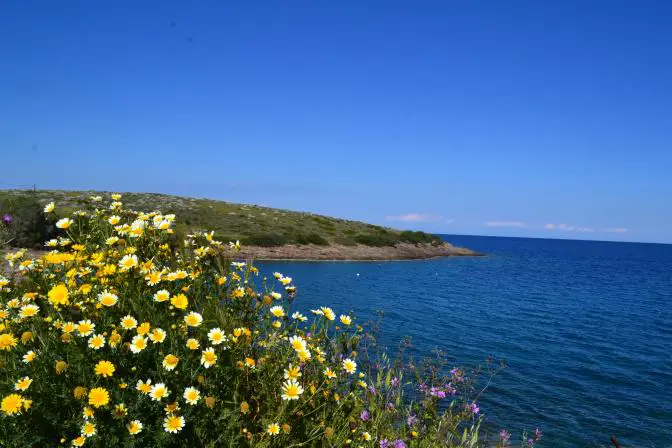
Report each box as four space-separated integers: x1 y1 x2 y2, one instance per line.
260 236 672 447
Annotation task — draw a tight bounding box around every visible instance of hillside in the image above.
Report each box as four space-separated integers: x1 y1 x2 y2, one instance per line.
0 189 478 260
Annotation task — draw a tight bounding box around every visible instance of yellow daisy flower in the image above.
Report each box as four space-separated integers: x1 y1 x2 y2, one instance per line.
267 423 280 435
127 420 143 435
184 312 203 327
94 360 115 377
170 293 188 310
1 393 23 415
47 284 69 306
87 334 106 350
120 315 137 330
289 336 307 352
149 383 169 401
0 333 18 351
200 348 217 368
162 354 179 371
207 328 227 345
281 380 304 401
153 290 170 302
55 218 73 229
163 415 185 433
88 387 110 408
136 322 151 335
81 422 96 437
76 320 95 337
284 364 301 380
136 379 152 394
130 335 148 353
97 291 118 307
270 305 285 317
342 358 357 374
14 377 32 391
183 387 200 405
149 328 167 343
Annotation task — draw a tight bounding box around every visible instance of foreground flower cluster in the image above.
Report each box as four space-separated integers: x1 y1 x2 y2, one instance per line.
0 195 500 447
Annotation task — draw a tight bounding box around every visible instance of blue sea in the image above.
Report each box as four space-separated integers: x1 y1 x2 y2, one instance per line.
260 235 672 447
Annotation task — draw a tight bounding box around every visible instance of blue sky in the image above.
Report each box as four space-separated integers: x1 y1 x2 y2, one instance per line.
1 1 671 243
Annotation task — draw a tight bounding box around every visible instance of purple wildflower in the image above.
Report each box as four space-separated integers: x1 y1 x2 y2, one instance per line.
390 377 400 388
386 402 395 411
407 414 418 426
360 410 370 422
451 368 465 382
429 387 446 399
500 429 511 443
380 440 390 448
534 429 542 442
393 440 406 448
467 402 480 414
1 214 12 225
368 385 377 394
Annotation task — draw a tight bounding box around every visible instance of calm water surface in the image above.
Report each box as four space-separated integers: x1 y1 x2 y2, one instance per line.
260 236 672 447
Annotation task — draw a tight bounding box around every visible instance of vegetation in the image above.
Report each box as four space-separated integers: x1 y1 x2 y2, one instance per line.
0 190 445 249
0 195 532 447
0 194 57 248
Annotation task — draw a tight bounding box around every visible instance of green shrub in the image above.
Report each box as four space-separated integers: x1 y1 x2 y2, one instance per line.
241 233 287 247
354 233 398 247
399 230 442 245
294 232 329 246
0 194 56 248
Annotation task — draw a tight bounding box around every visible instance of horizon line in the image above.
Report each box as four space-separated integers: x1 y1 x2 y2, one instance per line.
437 232 671 246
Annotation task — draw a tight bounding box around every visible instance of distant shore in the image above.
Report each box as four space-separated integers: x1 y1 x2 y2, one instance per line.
238 242 483 261
1 244 482 273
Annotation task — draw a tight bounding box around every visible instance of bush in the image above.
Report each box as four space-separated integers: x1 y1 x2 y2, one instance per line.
240 233 287 247
354 233 398 247
0 194 56 248
398 231 442 245
0 195 510 447
294 232 329 246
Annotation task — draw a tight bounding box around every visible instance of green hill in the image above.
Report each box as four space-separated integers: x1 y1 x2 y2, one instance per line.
0 189 445 249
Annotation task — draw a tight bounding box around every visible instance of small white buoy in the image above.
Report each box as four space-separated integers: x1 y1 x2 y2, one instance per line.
356 273 360 277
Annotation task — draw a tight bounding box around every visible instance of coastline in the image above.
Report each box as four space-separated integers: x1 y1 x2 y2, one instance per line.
238 242 483 261
1 243 483 272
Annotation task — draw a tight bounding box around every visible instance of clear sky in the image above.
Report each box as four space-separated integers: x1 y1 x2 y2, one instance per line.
1 1 671 243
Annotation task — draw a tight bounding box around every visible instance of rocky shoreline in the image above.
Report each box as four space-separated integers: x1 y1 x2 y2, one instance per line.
238 242 482 261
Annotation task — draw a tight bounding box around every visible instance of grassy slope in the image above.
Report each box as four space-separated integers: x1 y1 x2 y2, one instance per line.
0 189 446 248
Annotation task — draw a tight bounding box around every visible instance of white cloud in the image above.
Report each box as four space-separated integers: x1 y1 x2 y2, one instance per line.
546 223 623 233
386 213 443 223
485 221 527 228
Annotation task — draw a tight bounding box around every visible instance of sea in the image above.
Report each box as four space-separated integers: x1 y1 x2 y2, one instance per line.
259 235 672 447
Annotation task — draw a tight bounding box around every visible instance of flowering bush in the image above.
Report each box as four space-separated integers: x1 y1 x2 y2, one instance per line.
0 194 518 447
